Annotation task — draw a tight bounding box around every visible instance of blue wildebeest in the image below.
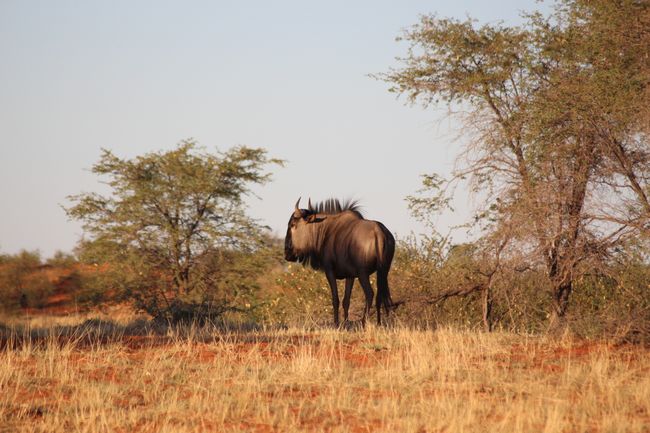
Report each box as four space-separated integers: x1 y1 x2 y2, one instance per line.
284 198 395 326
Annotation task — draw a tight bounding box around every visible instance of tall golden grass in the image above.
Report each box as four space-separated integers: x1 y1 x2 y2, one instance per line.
1 317 648 432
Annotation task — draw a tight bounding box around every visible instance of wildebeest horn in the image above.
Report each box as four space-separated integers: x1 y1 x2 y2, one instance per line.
308 198 313 210
294 197 301 216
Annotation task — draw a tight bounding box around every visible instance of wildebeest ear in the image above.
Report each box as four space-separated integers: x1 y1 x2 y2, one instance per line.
306 214 326 223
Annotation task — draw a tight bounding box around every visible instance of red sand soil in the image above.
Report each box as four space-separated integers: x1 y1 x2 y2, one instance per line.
16 263 115 316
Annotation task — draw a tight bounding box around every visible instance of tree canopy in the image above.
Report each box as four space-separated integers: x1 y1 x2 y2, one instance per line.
66 140 283 320
384 0 650 327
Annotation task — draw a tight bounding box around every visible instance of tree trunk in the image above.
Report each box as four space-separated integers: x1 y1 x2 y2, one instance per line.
482 285 493 332
548 280 572 330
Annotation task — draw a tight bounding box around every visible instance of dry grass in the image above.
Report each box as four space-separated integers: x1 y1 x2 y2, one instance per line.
1 317 648 433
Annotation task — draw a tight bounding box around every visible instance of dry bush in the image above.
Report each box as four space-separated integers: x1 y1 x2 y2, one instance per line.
255 263 333 327
0 251 55 311
376 237 650 342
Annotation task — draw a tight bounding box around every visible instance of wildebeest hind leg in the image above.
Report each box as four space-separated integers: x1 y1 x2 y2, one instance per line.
325 270 340 327
343 278 354 323
357 274 374 327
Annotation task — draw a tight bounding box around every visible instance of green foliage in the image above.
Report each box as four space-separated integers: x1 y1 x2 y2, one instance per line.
406 174 455 227
66 140 283 322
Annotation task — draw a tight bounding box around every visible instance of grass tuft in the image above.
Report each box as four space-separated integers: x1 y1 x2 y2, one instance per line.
1 316 648 432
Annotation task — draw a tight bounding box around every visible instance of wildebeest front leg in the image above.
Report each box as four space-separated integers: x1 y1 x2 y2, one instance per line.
325 270 340 327
357 274 374 326
343 278 354 323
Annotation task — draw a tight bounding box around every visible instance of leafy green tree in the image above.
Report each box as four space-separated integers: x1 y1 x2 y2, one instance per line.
383 0 650 328
66 140 283 321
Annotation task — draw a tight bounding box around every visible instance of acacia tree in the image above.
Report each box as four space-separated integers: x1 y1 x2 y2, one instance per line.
66 140 283 320
384 0 650 327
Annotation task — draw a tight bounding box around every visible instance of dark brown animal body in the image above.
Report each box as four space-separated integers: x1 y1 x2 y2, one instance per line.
284 198 395 326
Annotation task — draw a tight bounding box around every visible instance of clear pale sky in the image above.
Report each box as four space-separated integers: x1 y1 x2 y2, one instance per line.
0 0 550 257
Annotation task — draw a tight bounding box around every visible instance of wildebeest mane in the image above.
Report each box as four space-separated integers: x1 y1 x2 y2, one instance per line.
307 198 364 219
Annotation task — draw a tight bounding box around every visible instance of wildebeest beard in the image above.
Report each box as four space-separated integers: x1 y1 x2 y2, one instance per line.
284 226 298 262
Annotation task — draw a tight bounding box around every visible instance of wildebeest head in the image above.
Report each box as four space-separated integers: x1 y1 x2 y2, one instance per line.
284 198 325 262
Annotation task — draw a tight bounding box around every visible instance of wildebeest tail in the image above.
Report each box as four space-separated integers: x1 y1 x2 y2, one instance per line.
376 224 395 314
